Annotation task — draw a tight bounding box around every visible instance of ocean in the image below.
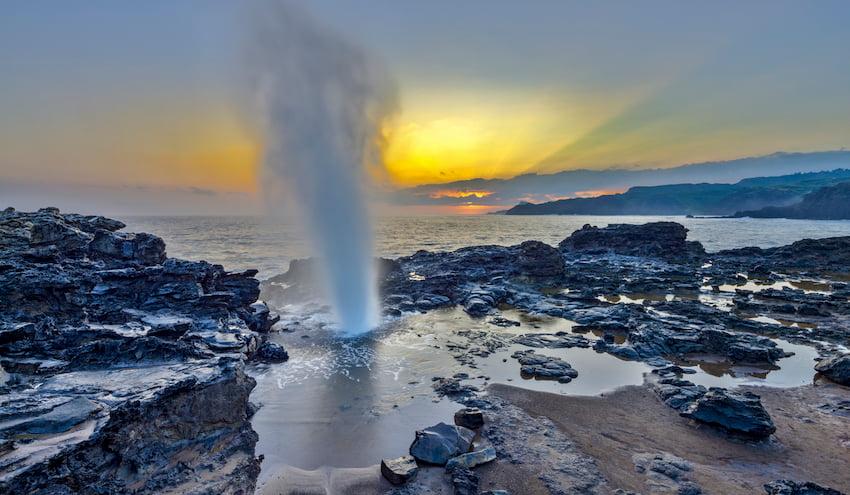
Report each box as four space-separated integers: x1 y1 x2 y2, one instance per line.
120 215 850 278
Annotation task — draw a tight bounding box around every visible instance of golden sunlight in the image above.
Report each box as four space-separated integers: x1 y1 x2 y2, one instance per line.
379 88 593 186
428 190 495 199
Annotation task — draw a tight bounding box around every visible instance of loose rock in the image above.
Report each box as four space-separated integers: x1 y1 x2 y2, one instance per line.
409 422 475 465
454 407 485 429
381 455 418 485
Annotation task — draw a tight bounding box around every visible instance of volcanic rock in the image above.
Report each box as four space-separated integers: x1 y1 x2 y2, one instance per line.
254 340 290 363
559 222 705 262
380 455 418 485
409 422 475 465
447 465 480 495
512 350 579 383
446 445 497 470
0 209 267 494
764 479 844 495
680 388 776 438
815 354 850 385
515 240 565 279
454 407 485 429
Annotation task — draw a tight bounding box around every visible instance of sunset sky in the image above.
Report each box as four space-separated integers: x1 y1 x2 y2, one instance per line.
2 1 849 214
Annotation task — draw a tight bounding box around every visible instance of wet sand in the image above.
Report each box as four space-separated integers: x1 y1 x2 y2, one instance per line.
257 464 451 495
489 382 850 494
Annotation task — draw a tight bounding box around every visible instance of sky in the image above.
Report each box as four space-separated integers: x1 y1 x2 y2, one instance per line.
1 0 849 215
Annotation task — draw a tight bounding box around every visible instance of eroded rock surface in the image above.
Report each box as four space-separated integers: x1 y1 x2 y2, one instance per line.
764 479 845 495
680 388 776 439
0 208 278 493
815 354 850 385
381 455 418 485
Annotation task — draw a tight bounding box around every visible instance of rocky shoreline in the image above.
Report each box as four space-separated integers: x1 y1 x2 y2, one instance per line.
264 220 849 493
3 209 850 494
0 208 282 493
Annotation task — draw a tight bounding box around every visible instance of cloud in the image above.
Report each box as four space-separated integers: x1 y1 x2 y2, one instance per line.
427 189 494 199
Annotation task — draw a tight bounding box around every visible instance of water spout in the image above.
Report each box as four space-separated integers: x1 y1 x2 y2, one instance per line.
245 1 396 335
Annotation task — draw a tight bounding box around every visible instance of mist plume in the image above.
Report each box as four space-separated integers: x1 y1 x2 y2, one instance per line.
246 0 396 335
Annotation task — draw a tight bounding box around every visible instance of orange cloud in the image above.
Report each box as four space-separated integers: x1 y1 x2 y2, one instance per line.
427 189 494 199
572 188 627 198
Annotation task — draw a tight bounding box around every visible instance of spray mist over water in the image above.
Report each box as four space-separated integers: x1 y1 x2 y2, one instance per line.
246 1 396 335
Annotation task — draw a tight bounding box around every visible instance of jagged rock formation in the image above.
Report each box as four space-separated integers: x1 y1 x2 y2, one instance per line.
0 208 279 494
815 355 850 385
558 222 706 262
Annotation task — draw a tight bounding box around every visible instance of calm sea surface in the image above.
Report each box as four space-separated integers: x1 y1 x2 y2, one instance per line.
120 215 850 278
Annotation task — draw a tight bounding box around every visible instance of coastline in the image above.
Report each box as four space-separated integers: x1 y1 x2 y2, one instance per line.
487 382 850 494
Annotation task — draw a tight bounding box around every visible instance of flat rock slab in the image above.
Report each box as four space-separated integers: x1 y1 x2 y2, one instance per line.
513 332 590 349
512 350 579 383
410 422 475 465
446 446 497 470
0 397 100 436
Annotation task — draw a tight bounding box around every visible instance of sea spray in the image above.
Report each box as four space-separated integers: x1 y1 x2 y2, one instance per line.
245 1 396 335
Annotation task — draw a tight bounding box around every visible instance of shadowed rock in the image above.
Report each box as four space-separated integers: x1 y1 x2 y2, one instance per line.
815 354 850 385
559 222 705 262
409 422 475 465
512 350 579 383
446 445 496 470
680 388 776 439
380 455 418 485
764 479 844 495
454 407 484 429
0 209 275 494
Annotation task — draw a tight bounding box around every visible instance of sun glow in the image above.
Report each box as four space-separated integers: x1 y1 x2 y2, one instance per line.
428 189 494 199
380 89 588 186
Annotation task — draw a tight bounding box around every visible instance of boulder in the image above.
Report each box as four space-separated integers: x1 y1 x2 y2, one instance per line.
409 422 475 465
454 407 484 429
380 455 418 485
253 341 289 363
680 388 776 439
464 296 493 317
815 355 850 385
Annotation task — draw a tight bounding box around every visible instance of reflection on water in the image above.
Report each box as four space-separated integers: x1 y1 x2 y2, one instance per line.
715 278 833 295
475 344 652 396
678 339 819 389
249 305 820 481
249 320 463 480
599 293 675 305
